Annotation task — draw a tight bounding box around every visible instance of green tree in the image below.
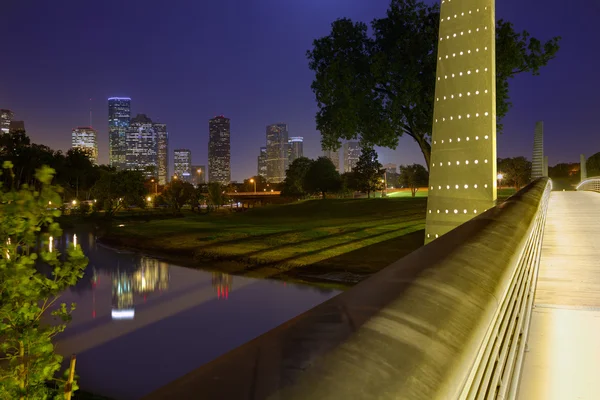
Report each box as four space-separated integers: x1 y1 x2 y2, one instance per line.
587 152 600 177
307 0 561 168
207 182 226 210
339 172 358 198
353 147 384 198
91 170 147 216
0 162 88 399
398 163 429 197
163 179 195 213
281 157 314 198
497 157 532 190
303 156 341 199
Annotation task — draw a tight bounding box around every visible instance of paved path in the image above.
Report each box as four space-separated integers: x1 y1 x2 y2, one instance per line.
519 191 600 400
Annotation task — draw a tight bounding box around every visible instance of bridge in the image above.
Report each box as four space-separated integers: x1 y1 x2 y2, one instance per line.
142 178 600 399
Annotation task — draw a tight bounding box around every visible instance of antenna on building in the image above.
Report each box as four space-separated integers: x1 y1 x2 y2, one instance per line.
89 98 93 128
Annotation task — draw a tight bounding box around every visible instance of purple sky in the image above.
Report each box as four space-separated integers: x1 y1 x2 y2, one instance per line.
1 0 598 181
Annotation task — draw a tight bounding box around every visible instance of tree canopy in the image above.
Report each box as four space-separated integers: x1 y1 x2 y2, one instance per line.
163 179 195 213
497 156 532 190
587 152 600 177
307 0 561 168
281 157 314 198
304 157 341 199
398 163 429 197
352 147 384 198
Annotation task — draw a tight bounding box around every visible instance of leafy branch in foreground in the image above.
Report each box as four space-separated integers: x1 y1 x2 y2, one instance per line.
0 162 88 399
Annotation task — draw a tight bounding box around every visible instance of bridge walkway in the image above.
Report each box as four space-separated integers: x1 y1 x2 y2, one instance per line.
518 191 600 400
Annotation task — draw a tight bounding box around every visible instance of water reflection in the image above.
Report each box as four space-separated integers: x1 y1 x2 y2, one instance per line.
109 258 170 320
212 272 232 299
51 229 341 399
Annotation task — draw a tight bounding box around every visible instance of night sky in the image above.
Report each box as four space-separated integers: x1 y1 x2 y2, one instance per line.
1 0 597 181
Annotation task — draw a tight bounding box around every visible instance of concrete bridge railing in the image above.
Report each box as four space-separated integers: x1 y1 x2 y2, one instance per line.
145 178 552 400
576 177 600 192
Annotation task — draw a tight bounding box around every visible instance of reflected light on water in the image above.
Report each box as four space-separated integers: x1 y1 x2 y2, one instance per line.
49 236 53 253
73 234 77 247
111 309 135 320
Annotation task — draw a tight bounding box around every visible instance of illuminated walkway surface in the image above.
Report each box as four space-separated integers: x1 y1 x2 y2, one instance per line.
519 191 600 400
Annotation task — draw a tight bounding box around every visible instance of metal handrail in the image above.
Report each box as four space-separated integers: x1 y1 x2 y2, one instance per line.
576 176 600 192
143 178 552 400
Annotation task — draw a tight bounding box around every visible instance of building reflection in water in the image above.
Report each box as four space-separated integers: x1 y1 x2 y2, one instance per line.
211 272 232 299
111 257 170 320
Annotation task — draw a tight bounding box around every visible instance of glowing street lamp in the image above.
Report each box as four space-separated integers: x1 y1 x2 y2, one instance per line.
249 178 256 193
497 173 504 188
146 196 152 202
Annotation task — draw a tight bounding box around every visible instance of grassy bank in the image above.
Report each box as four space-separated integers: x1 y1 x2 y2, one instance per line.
102 197 427 284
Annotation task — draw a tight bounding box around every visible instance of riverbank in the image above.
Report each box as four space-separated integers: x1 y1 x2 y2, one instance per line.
100 198 427 286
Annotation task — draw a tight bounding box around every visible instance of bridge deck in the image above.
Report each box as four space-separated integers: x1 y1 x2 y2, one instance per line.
519 191 600 400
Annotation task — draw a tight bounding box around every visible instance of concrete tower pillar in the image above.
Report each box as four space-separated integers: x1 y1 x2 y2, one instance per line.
580 154 587 181
532 121 544 180
425 0 497 244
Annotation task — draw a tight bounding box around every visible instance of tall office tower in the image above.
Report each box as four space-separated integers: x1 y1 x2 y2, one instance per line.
0 109 14 134
108 97 131 170
71 126 98 164
174 149 192 182
266 123 289 183
125 114 157 178
425 0 497 244
258 147 267 178
288 137 304 164
383 163 398 174
9 121 25 132
153 122 169 185
343 141 361 173
208 116 231 184
581 154 587 181
323 149 340 172
531 121 544 180
192 165 206 185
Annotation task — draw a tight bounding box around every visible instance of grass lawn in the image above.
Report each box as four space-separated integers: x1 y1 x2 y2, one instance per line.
386 189 428 198
103 197 427 284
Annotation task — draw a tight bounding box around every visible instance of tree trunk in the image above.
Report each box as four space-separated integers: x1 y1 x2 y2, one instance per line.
367 190 370 199
321 191 326 199
411 132 432 171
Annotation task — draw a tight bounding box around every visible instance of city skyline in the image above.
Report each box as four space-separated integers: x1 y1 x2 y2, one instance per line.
0 1 596 182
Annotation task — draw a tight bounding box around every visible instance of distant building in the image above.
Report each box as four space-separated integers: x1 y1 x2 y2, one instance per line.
174 149 192 182
0 109 14 134
258 147 267 178
323 149 340 172
71 126 98 164
266 123 289 183
126 114 157 178
343 142 361 173
108 97 131 170
288 137 304 164
383 163 399 188
192 165 206 185
383 163 397 174
9 121 25 132
208 116 231 184
154 123 169 185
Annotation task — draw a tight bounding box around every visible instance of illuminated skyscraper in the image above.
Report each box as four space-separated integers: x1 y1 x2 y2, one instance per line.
531 121 544 180
125 114 157 178
258 147 267 178
208 116 231 184
266 123 289 183
323 148 340 172
71 126 98 164
343 141 361 173
154 123 169 185
108 97 131 170
425 0 497 244
0 109 14 134
9 121 25 132
174 149 192 182
288 137 304 164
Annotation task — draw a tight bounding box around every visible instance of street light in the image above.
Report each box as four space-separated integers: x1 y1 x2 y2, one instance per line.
150 179 158 195
250 178 256 193
497 173 504 188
